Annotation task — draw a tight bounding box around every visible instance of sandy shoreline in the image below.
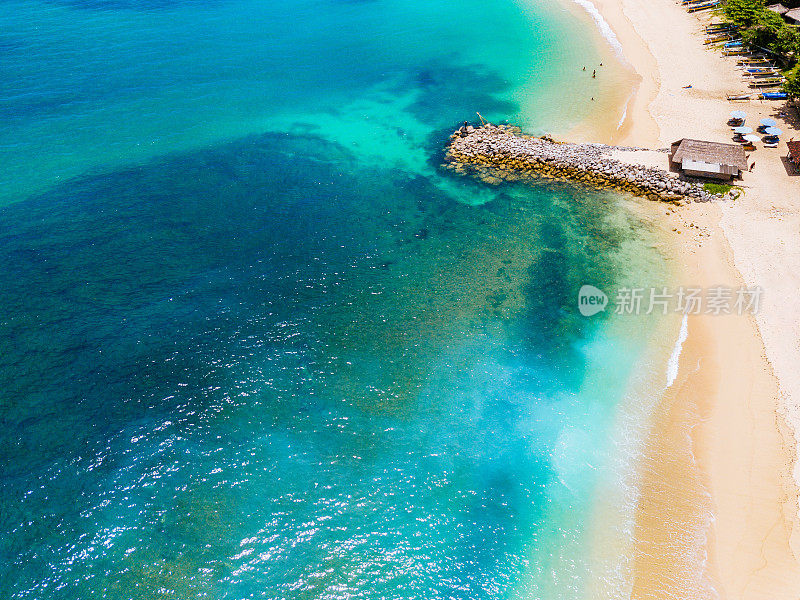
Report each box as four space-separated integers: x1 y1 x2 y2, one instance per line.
565 0 800 597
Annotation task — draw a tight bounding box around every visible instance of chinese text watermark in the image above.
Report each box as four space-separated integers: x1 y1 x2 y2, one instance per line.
578 285 762 316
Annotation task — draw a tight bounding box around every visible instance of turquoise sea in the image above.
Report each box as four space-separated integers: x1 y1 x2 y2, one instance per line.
0 0 673 598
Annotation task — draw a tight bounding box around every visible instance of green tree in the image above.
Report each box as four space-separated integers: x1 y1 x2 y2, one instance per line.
725 0 800 63
757 7 786 31
784 70 800 98
724 0 767 27
773 24 800 57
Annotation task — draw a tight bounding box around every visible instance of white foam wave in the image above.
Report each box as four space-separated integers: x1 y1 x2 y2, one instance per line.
616 94 630 130
616 103 628 130
666 314 689 389
571 0 627 62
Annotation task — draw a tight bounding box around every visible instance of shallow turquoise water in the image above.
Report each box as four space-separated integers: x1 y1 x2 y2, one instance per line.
0 0 625 205
0 1 668 598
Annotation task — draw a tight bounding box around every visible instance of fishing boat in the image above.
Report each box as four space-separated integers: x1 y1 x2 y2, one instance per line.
737 56 768 64
759 91 788 100
744 68 781 76
705 34 736 44
688 1 721 12
749 77 785 87
724 48 754 56
740 65 775 72
744 70 783 81
705 23 737 32
727 93 752 101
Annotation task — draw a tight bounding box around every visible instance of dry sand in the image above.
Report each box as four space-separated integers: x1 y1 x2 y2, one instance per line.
564 0 800 597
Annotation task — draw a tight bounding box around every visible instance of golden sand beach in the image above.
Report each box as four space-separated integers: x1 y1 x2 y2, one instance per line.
559 0 800 596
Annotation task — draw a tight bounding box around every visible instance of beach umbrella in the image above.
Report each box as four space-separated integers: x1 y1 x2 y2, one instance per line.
730 110 747 120
759 118 777 127
734 126 753 134
764 126 782 136
743 134 761 143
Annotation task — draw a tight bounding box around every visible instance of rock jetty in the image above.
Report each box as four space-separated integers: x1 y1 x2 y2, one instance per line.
444 123 730 203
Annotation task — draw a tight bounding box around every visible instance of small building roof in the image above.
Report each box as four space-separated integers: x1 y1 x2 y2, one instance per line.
671 139 749 172
785 7 800 22
767 3 789 15
788 141 800 165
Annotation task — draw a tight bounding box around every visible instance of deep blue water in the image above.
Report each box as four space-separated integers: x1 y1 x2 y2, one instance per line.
0 0 666 598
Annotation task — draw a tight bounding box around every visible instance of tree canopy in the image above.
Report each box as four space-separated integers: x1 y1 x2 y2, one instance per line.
724 0 800 64
724 0 768 27
784 70 800 98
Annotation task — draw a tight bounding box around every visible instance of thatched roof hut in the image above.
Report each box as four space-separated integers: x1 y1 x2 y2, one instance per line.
785 7 800 23
767 3 789 15
670 139 749 180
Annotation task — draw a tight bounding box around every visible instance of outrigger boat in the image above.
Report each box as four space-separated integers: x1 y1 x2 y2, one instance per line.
744 68 781 75
759 91 788 100
688 1 721 11
706 23 737 32
705 33 736 44
725 48 753 56
748 77 785 87
737 56 769 64
737 60 773 68
739 65 774 72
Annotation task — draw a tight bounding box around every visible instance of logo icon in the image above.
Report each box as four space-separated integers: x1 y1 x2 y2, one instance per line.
578 285 608 317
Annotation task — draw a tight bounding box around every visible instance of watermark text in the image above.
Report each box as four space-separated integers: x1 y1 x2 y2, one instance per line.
578 285 762 316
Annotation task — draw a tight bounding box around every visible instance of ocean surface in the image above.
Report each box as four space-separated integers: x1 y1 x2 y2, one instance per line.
0 0 672 598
